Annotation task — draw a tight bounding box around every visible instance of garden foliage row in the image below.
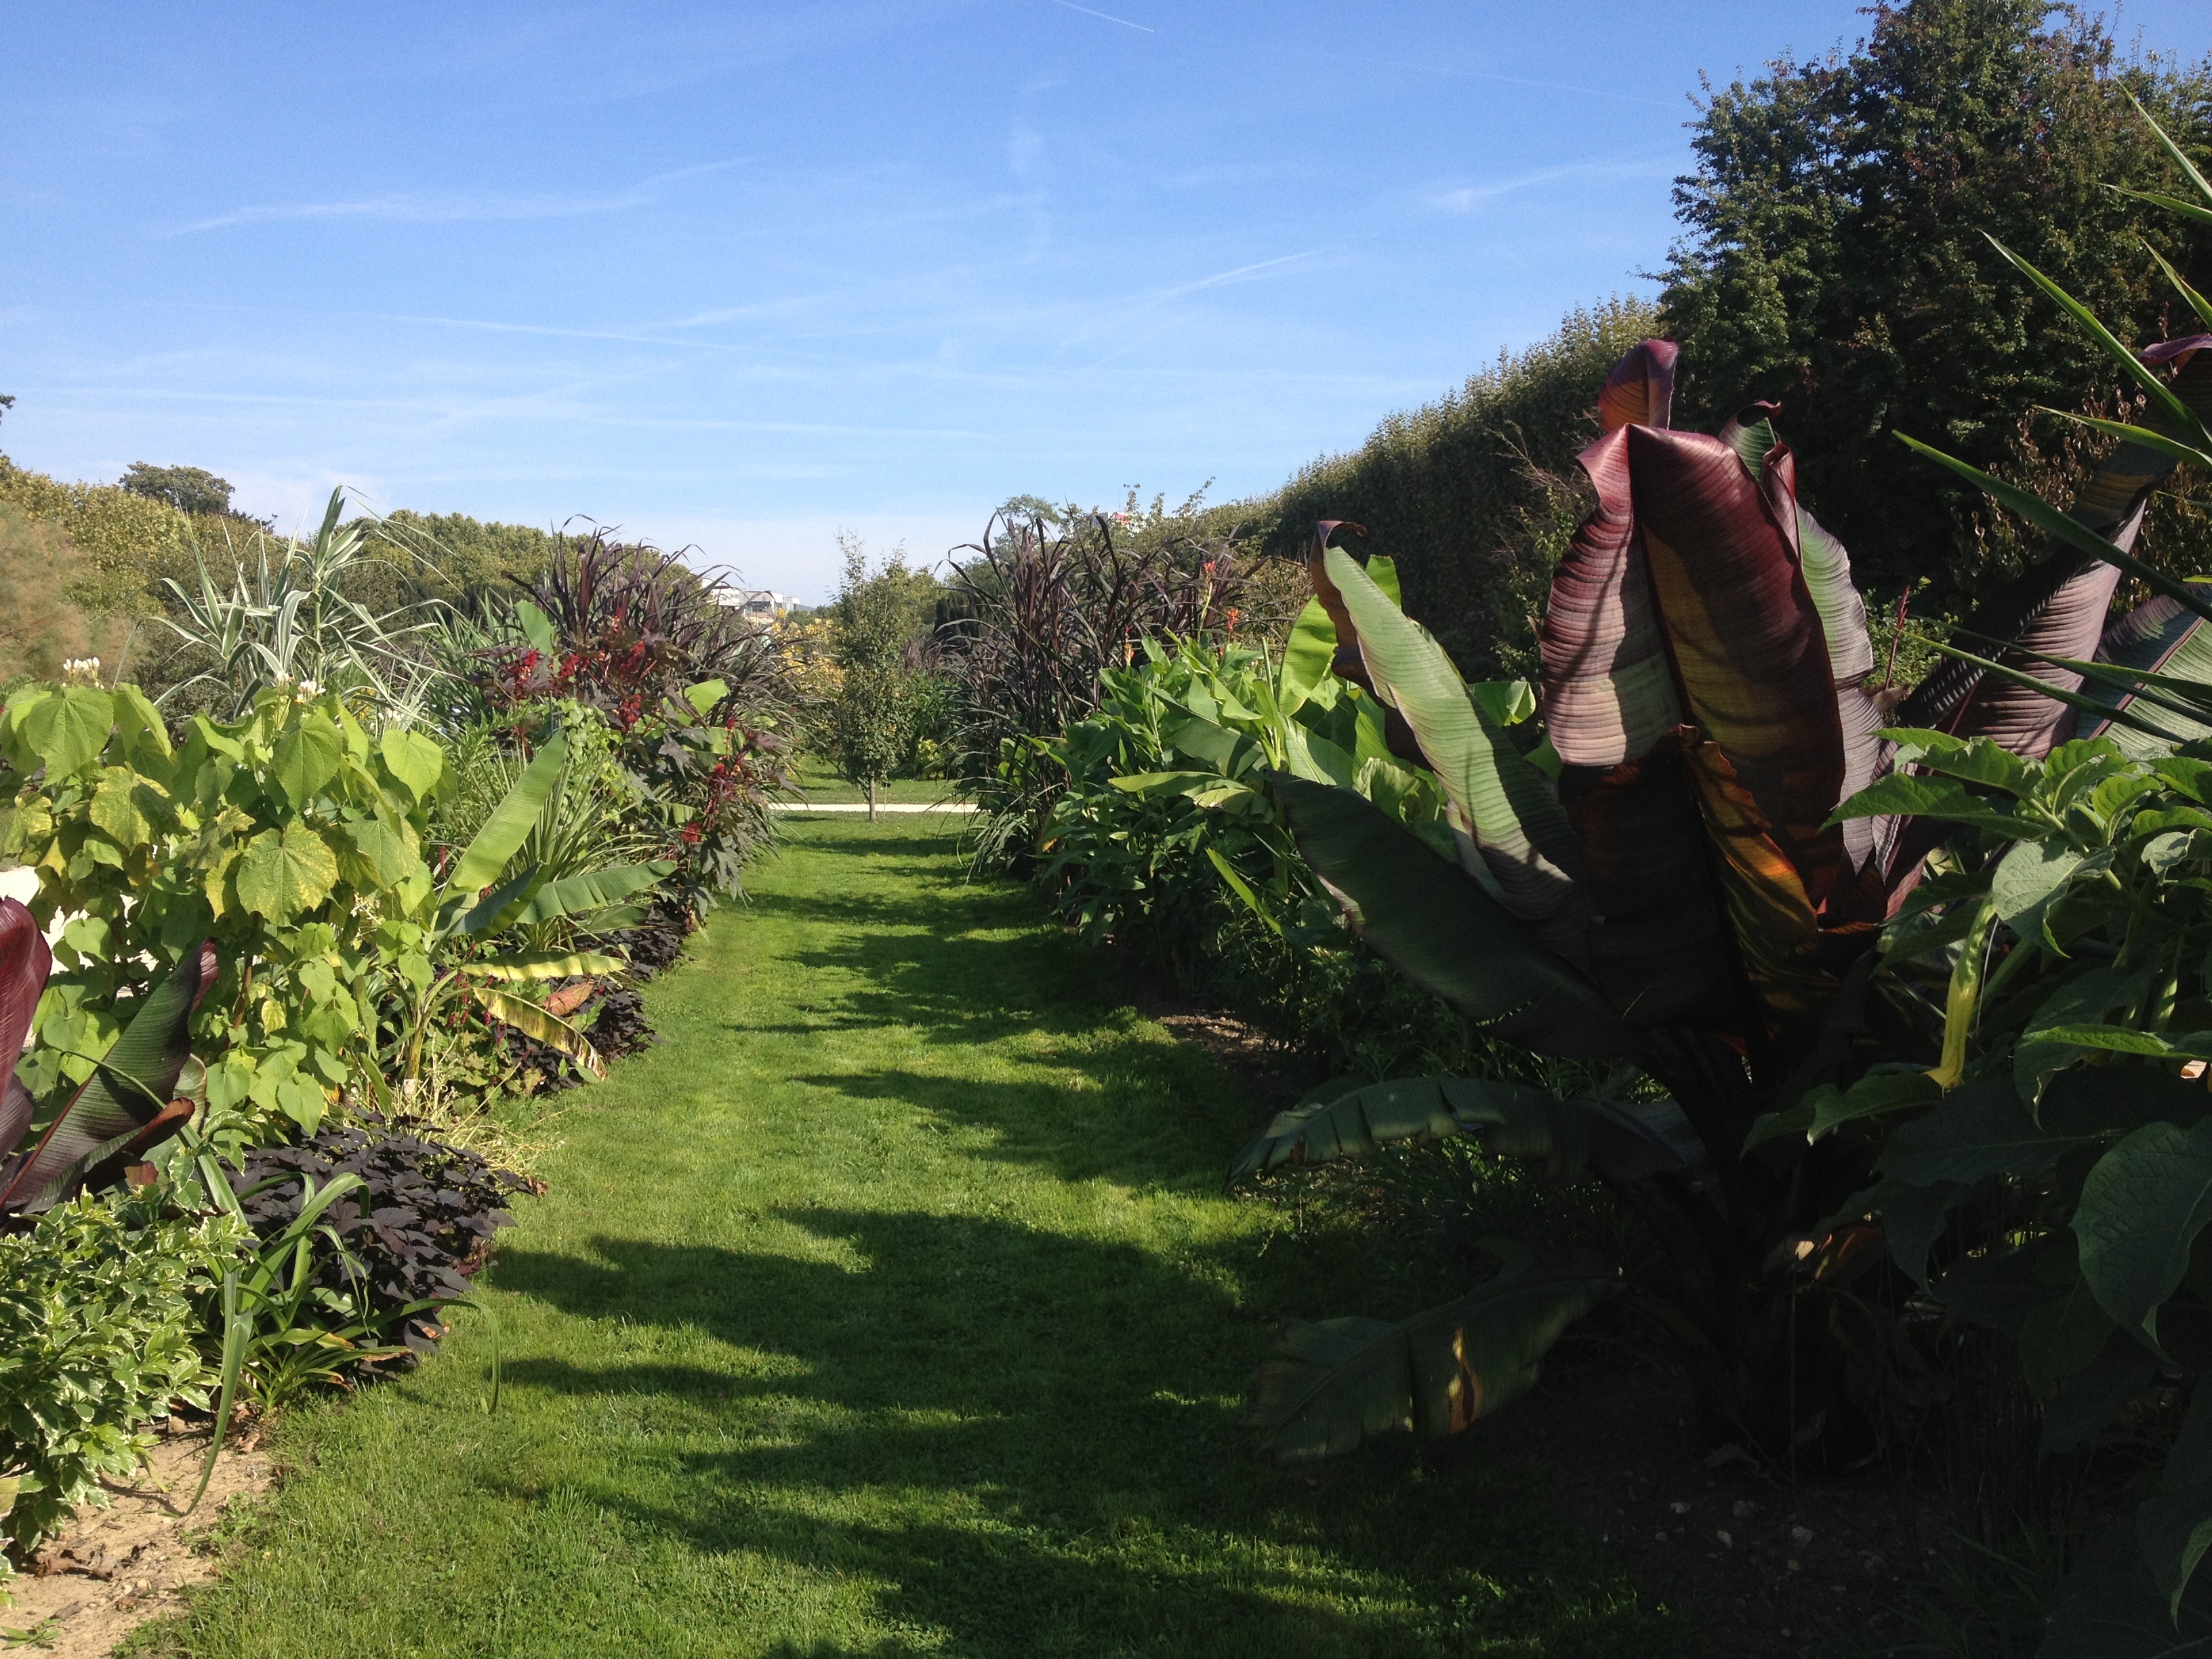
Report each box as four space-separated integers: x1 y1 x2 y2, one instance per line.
940 76 2212 1658
0 510 795 1582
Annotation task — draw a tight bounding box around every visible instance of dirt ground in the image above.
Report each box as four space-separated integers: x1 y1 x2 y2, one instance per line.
3 1425 272 1658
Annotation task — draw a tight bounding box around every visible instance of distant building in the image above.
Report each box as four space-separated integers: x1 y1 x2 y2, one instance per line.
708 586 796 621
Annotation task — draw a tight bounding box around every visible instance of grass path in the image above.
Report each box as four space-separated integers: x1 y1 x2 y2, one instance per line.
150 819 1685 1658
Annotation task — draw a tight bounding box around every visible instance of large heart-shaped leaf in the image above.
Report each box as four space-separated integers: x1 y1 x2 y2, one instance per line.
234 823 340 922
271 713 344 809
1273 775 1631 1060
379 728 445 803
20 687 114 779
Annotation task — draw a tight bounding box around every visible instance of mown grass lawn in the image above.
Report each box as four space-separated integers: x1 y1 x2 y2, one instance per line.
143 817 1688 1658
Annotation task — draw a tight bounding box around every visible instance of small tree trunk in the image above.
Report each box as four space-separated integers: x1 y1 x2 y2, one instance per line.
867 777 877 822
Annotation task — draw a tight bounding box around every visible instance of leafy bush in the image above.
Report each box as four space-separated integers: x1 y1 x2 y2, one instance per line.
232 1117 529 1355
0 1189 243 1557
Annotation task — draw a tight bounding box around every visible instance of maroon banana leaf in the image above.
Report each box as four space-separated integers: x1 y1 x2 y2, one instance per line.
0 932 216 1216
0 899 52 1165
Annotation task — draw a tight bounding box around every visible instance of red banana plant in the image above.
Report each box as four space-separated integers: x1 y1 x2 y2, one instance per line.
0 897 216 1218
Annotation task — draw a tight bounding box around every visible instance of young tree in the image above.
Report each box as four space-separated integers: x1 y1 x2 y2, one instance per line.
825 535 937 819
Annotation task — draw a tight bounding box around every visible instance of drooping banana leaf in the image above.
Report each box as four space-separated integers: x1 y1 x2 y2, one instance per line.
1279 596 1338 716
459 949 627 983
1324 546 1593 959
1596 337 1677 432
1273 774 1631 1059
0 940 217 1214
1305 521 1374 693
471 987 607 1081
1228 1073 1713 1191
1538 426 1682 769
508 861 672 928
0 899 53 1162
1246 1243 1620 1464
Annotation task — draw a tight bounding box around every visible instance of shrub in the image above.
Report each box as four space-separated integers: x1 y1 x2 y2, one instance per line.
231 1117 529 1355
0 1189 243 1558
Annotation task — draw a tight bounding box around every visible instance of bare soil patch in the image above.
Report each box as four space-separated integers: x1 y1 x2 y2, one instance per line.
4 1427 273 1658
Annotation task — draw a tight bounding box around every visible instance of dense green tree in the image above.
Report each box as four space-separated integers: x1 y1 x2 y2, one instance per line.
120 462 234 516
1660 0 2212 611
359 508 559 613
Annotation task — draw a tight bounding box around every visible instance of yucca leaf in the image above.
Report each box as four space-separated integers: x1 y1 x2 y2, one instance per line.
1272 774 1631 1059
2129 89 2212 209
0 941 218 1214
1204 846 1282 937
2110 184 2212 226
1247 1245 1618 1464
1917 640 2179 743
2035 405 2212 470
448 736 569 898
2144 243 2212 335
471 987 606 1080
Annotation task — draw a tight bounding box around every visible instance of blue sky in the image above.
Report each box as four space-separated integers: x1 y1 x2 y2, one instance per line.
5 2 2210 600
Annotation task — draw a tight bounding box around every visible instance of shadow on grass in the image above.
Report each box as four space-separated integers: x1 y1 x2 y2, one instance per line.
489 1213 1680 1659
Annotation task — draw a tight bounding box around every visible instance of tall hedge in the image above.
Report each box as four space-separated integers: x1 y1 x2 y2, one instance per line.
1247 298 1658 678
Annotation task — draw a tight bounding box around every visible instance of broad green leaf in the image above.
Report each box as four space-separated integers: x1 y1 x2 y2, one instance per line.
87 766 161 847
1830 769 2044 837
683 678 729 716
1324 546 1590 947
345 814 422 888
1878 1078 2084 1187
515 599 558 654
1884 728 2032 796
1279 596 1336 715
1274 774 1630 1060
1803 1067 1940 1141
2035 1024 2212 1060
110 684 172 764
508 861 668 928
2040 1519 2212 1657
2075 1118 2212 1345
270 713 343 810
449 736 569 896
22 687 113 779
2139 1384 2212 1620
1246 1246 1618 1464
234 823 340 922
1992 839 2084 924
379 729 445 804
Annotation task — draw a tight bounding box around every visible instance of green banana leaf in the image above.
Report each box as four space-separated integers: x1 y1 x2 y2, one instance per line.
1228 1073 1711 1190
447 736 570 899
472 987 606 1081
508 861 672 928
1272 774 1631 1060
1323 546 1593 959
459 950 627 983
1247 1242 1619 1464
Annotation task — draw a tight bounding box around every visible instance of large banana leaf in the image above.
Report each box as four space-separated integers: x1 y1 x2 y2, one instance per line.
459 949 627 983
1626 425 1848 906
447 735 570 899
2080 582 2212 754
1596 337 1676 432
472 987 607 1081
1278 596 1338 716
1272 775 1631 1059
1323 546 1593 958
1229 1073 1712 1190
0 899 52 1160
508 861 672 928
1538 426 1683 769
1247 1243 1619 1464
1561 741 1738 1028
0 940 216 1214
